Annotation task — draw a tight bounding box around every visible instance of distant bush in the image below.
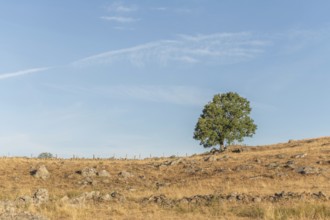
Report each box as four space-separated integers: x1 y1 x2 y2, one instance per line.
38 152 54 159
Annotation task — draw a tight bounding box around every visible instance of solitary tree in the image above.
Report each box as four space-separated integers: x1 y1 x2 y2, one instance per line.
193 92 257 151
37 152 54 159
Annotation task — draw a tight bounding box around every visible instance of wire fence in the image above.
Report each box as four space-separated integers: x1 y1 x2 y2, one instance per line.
1 152 196 160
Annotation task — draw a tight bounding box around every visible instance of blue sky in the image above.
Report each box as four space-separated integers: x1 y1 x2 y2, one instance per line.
1 1 330 158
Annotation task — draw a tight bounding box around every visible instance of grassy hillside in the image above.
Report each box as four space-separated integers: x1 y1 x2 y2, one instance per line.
0 137 329 219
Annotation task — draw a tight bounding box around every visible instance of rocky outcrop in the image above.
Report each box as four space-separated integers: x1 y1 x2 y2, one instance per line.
30 165 50 180
0 189 49 220
33 189 49 205
78 167 98 177
98 170 110 177
118 171 133 178
63 191 125 205
142 191 329 207
0 211 48 220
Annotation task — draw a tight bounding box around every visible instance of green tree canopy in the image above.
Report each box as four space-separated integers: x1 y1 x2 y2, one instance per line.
38 152 54 159
193 92 257 151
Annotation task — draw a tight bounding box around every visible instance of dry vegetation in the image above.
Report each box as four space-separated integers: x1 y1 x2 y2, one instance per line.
0 137 330 219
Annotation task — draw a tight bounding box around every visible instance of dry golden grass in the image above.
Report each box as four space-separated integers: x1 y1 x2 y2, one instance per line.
0 136 329 219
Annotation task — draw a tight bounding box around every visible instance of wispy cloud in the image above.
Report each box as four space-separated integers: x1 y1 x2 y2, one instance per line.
107 2 138 13
100 16 138 23
73 32 270 67
0 67 50 80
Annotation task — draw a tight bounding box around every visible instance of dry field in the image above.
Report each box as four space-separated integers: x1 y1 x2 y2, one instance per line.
0 137 330 219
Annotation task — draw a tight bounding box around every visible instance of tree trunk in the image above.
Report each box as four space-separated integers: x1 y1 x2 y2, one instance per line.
219 140 225 152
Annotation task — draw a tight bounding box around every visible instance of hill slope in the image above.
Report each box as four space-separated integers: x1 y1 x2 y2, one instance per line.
0 137 329 219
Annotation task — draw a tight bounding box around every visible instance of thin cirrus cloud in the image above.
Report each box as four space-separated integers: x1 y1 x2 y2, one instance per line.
73 32 270 67
100 16 138 23
0 67 50 80
107 2 138 13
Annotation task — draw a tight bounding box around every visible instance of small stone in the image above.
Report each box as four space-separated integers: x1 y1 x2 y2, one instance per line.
33 188 49 205
84 177 93 185
252 197 262 202
100 194 111 201
0 211 48 220
118 171 133 178
296 166 319 175
204 155 217 162
276 154 286 159
111 191 126 202
80 167 98 177
30 165 50 180
292 153 307 159
267 162 279 169
98 170 110 177
170 158 185 165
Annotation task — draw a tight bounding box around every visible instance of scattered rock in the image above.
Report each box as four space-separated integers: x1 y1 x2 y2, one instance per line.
252 197 262 203
79 167 98 177
267 162 279 169
276 154 286 159
313 191 327 200
296 166 319 175
82 191 101 200
30 165 50 180
78 177 96 185
284 160 296 169
234 165 254 171
255 159 261 163
68 191 117 204
110 191 126 202
97 170 110 177
0 211 48 220
143 191 329 206
213 167 230 173
185 166 202 175
33 189 49 205
286 160 295 165
144 194 172 206
155 182 170 190
100 194 111 201
170 158 185 165
0 201 16 214
292 153 307 159
204 155 217 162
118 171 133 178
158 164 168 170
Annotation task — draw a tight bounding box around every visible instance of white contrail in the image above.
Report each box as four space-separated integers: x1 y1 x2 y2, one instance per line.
0 67 50 80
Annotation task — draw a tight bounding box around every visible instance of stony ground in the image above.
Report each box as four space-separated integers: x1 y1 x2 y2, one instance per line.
0 137 329 219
